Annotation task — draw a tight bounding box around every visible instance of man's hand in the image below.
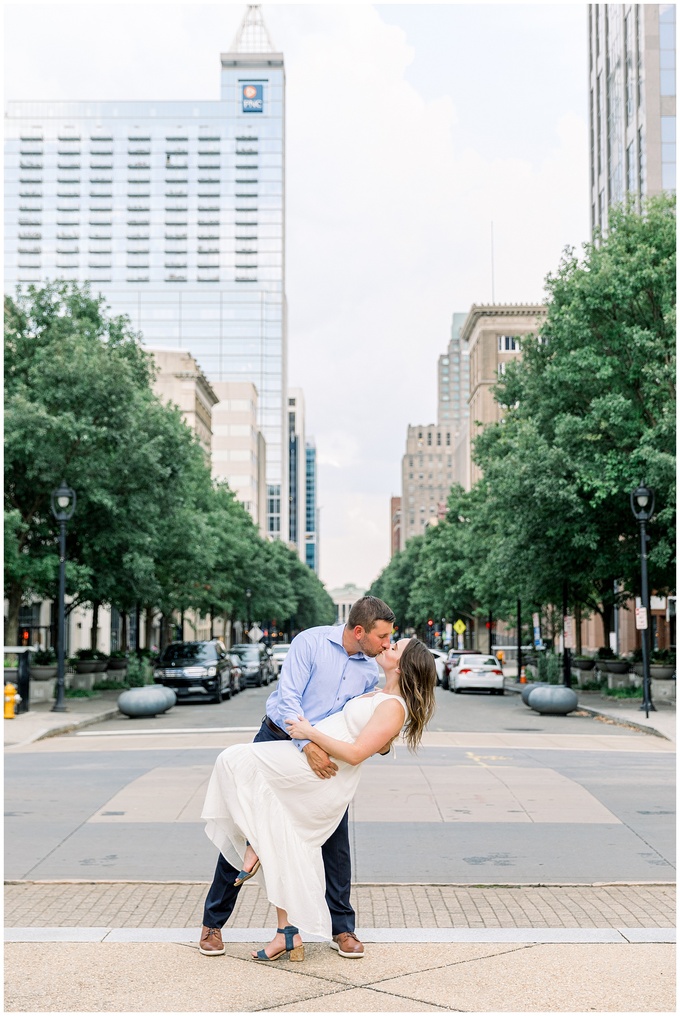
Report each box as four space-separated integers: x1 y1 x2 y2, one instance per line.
303 742 338 779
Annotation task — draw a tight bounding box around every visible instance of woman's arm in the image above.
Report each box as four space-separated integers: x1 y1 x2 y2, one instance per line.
285 699 404 766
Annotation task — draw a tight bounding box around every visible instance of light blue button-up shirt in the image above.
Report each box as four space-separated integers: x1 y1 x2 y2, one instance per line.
265 624 379 750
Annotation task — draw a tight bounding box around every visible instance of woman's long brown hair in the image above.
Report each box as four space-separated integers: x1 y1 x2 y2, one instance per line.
398 638 436 751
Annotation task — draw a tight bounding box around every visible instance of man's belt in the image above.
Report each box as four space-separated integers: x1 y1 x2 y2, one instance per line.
263 715 291 740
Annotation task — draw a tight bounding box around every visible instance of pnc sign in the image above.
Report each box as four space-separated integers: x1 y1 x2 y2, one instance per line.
242 83 264 113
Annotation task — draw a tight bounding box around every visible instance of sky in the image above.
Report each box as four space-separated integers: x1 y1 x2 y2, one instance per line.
4 1 590 592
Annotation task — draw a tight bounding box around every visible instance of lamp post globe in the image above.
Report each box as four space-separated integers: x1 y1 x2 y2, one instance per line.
630 482 656 717
50 481 76 712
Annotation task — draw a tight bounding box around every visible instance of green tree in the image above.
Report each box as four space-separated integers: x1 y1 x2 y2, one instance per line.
474 194 676 635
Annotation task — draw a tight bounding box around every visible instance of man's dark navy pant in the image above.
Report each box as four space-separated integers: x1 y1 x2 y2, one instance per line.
202 718 355 935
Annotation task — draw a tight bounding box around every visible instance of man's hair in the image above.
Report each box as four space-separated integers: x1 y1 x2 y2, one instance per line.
347 595 395 632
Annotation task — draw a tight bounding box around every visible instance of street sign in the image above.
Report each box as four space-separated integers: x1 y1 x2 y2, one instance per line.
532 613 543 649
453 619 466 635
635 607 648 630
248 624 264 642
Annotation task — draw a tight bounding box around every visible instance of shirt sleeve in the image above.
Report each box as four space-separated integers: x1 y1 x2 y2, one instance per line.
277 633 314 751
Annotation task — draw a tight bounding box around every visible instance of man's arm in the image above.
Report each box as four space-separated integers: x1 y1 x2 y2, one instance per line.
276 633 338 779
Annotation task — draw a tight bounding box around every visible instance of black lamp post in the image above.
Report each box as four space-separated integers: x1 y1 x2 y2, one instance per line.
630 483 656 717
50 481 76 712
245 588 252 641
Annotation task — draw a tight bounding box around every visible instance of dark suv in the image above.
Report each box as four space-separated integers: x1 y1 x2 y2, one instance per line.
230 643 276 687
153 640 236 703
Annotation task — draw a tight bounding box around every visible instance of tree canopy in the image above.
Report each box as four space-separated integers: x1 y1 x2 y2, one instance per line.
371 195 676 642
4 281 334 645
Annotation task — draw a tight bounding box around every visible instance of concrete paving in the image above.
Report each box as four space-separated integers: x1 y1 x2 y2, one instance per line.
4 940 676 1012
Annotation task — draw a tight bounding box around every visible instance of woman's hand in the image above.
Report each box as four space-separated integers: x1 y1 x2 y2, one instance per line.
285 714 315 740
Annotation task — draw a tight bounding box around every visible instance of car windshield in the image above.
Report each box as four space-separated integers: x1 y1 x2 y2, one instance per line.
159 644 214 663
232 646 260 660
460 656 497 666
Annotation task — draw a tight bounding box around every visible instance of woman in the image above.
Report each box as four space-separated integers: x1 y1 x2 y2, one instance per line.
201 636 436 961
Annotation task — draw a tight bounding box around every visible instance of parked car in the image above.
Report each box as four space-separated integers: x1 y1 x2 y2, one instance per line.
153 640 236 703
451 654 505 695
443 648 482 690
230 643 276 687
429 648 448 686
270 642 291 676
228 653 246 692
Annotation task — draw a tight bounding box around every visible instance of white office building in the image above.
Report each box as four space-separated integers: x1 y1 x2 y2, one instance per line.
4 4 288 539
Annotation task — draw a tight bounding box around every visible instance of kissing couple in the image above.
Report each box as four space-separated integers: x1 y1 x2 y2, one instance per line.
200 595 436 961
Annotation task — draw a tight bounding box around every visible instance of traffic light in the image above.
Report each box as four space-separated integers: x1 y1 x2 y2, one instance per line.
427 619 434 627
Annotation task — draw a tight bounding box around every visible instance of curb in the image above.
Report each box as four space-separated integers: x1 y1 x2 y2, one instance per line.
5 707 120 747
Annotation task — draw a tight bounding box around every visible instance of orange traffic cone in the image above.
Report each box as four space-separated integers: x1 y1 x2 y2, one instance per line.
519 666 527 684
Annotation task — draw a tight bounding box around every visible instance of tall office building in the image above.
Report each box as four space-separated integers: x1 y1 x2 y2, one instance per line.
437 312 469 433
400 424 455 546
4 4 288 539
287 388 305 557
305 440 319 574
588 4 676 234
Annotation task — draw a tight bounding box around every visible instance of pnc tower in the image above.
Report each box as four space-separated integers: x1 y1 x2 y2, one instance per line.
4 5 288 540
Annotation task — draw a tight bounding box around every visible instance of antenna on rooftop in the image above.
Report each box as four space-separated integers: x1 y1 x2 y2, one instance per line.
230 4 276 53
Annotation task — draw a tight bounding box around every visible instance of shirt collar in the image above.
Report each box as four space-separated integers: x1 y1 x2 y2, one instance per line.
328 624 369 660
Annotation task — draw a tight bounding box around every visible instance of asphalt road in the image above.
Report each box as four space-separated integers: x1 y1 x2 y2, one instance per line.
5 684 676 884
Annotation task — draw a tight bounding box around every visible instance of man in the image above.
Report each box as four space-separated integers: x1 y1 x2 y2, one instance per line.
199 594 396 959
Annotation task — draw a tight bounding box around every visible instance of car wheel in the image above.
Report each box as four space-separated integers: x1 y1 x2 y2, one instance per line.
497 688 505 696
453 687 461 694
211 683 223 704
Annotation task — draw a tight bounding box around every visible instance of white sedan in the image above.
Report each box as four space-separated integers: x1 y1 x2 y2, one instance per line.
451 654 505 695
429 648 448 686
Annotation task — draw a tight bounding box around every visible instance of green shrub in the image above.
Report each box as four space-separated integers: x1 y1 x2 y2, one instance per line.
65 688 98 698
537 652 561 684
125 654 151 687
33 648 57 665
604 686 643 698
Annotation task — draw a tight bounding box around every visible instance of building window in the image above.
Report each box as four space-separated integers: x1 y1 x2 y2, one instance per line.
626 140 636 193
638 127 646 194
659 5 676 98
427 433 432 446
661 116 676 192
498 335 518 351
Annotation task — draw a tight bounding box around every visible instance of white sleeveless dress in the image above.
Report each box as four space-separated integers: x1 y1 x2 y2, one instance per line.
202 691 408 939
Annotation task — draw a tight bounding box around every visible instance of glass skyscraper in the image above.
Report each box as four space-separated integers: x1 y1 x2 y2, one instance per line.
4 5 288 539
588 4 675 235
305 440 318 574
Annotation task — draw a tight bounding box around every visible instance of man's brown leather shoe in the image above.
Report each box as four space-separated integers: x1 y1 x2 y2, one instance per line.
330 931 365 958
199 926 226 955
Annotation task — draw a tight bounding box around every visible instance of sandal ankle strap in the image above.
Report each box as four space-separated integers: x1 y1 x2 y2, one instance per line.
277 925 299 950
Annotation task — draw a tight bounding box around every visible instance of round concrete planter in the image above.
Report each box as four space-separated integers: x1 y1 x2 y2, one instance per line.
107 659 129 671
74 660 98 674
650 665 676 679
574 658 596 671
602 660 629 674
158 686 177 708
117 686 174 718
521 682 548 706
527 685 579 715
30 665 58 681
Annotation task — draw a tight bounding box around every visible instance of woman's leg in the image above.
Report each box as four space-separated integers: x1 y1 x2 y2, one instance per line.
251 907 303 959
242 842 259 873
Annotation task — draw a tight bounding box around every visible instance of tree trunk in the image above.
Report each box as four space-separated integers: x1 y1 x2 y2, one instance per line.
5 583 22 646
144 604 155 651
90 601 100 650
121 611 129 652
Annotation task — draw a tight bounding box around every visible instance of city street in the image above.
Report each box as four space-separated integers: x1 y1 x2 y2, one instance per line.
5 684 675 884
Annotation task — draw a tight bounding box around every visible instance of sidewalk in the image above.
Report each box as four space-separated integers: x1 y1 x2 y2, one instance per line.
5 882 676 1012
3 690 121 748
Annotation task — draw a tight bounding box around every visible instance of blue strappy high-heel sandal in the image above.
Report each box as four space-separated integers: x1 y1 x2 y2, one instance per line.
234 842 261 887
253 925 304 962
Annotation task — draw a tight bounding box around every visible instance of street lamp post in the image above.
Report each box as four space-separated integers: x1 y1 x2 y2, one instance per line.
50 481 76 713
245 588 252 641
630 483 656 717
